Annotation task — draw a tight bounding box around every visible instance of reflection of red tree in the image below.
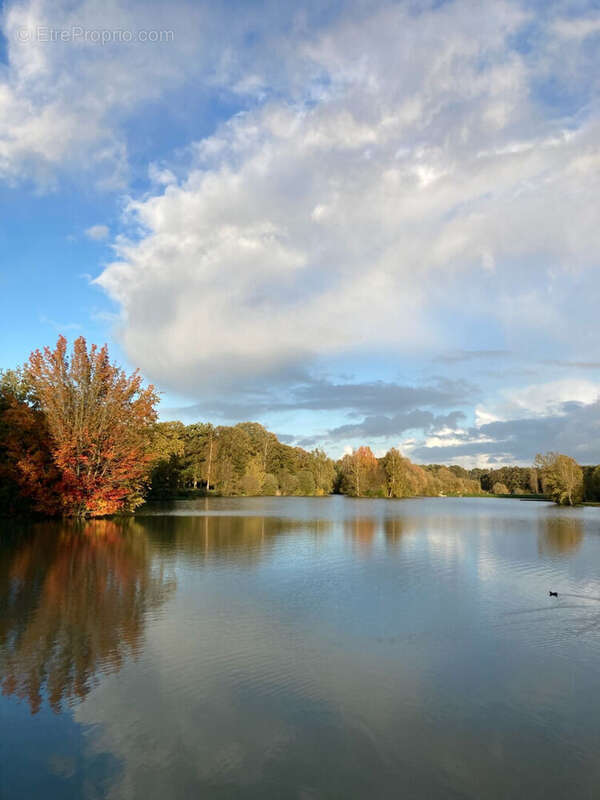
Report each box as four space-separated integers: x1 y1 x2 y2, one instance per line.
0 520 174 714
345 517 377 554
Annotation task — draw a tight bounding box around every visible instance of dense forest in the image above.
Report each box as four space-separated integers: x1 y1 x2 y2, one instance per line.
1 337 599 517
146 425 600 505
146 423 486 500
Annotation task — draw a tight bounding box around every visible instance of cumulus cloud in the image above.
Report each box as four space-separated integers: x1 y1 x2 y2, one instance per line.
1 0 174 184
95 0 600 408
4 0 600 463
497 378 600 419
0 0 332 184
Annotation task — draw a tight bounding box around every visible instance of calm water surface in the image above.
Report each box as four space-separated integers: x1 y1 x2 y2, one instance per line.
2 497 600 799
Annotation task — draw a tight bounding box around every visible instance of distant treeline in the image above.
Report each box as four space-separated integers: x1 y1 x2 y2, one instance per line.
1 337 598 517
147 423 486 500
148 424 600 504
470 463 600 504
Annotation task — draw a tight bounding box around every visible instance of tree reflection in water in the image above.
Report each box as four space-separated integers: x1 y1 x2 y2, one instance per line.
0 519 175 714
538 515 584 556
384 518 409 550
135 513 332 562
344 517 377 554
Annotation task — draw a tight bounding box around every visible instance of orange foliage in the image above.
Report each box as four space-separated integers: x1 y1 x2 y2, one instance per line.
0 382 62 515
26 336 159 517
354 446 378 467
341 446 382 496
0 520 174 713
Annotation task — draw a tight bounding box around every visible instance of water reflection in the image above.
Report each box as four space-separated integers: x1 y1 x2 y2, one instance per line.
344 517 377 553
0 520 174 714
2 498 600 800
344 514 420 554
384 518 409 549
135 513 332 562
537 515 584 556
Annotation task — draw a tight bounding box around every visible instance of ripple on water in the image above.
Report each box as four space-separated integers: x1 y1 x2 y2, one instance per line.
2 498 600 800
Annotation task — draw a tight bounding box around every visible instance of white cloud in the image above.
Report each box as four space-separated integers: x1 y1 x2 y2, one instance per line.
411 376 600 465
0 0 302 184
94 1 600 401
552 14 600 40
148 163 177 187
474 406 502 428
3 0 600 459
85 224 109 241
501 379 600 417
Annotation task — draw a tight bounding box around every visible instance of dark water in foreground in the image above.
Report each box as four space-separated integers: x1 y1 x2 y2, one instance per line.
2 497 600 799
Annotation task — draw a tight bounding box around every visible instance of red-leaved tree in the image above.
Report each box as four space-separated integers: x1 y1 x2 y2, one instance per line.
26 336 159 517
341 446 381 497
0 369 62 515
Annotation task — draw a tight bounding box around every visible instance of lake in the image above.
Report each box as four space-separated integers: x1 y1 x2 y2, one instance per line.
1 496 600 799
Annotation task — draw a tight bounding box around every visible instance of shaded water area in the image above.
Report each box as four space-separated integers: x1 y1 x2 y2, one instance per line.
2 496 600 798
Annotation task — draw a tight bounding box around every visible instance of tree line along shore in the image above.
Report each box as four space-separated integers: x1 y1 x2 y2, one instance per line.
1 337 598 518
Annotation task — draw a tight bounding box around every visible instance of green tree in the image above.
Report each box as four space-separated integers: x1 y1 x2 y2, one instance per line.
313 449 335 494
279 471 300 495
214 426 252 494
240 456 265 495
148 421 185 497
261 473 279 495
382 448 411 498
591 466 600 502
236 422 277 473
297 469 316 495
181 423 215 490
528 468 540 494
534 452 583 506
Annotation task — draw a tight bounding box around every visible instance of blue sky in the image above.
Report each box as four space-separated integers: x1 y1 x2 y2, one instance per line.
1 0 600 465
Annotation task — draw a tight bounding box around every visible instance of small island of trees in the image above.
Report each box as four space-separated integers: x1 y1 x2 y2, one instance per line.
1 337 598 518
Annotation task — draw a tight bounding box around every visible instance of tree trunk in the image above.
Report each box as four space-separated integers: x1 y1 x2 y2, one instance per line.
206 436 213 492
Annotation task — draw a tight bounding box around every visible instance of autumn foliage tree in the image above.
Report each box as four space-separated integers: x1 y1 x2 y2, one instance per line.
382 448 414 497
0 369 62 515
534 452 583 506
26 336 159 517
339 446 383 497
